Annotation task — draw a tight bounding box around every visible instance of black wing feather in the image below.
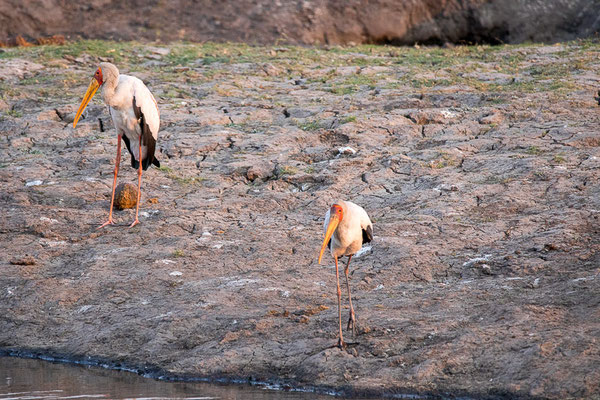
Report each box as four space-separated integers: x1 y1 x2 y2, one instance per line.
120 134 135 168
131 96 159 171
362 225 373 244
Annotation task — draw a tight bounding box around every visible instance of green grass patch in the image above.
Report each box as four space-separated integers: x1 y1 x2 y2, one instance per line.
296 119 321 131
277 165 298 176
526 146 542 155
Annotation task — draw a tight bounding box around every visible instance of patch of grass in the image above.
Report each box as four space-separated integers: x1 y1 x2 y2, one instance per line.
429 152 459 169
479 175 513 185
296 119 321 131
328 85 356 95
552 153 567 164
341 115 357 124
526 146 542 155
164 45 200 66
277 165 298 176
532 171 550 181
171 249 185 258
329 74 377 94
158 166 204 186
486 96 506 104
12 40 138 64
5 110 23 118
160 87 193 99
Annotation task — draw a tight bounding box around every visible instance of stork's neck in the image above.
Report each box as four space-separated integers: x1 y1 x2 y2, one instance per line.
100 78 119 107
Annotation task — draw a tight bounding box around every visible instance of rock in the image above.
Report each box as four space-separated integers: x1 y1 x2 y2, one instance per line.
147 46 170 56
0 59 44 81
479 112 504 125
114 183 138 210
338 146 357 156
37 110 61 122
336 66 360 76
10 255 36 265
360 66 390 75
262 63 282 76
246 163 274 182
25 180 43 187
480 264 492 275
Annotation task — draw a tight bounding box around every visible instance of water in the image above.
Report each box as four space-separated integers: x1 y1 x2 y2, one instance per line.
0 357 341 400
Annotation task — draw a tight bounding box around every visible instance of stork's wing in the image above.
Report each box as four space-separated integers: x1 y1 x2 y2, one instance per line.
362 225 373 244
132 83 160 170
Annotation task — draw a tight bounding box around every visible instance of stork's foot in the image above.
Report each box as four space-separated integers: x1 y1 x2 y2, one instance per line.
129 219 140 228
347 313 357 336
337 337 347 349
97 219 115 229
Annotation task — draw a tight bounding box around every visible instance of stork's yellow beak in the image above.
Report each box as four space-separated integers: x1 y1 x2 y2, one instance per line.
318 214 340 264
73 78 100 128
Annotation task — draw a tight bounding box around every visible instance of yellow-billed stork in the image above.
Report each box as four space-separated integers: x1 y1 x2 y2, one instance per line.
318 200 373 348
73 62 160 228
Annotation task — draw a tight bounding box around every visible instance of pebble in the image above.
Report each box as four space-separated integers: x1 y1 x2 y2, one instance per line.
25 180 43 187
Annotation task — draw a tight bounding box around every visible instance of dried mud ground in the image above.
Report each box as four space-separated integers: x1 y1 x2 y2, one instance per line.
1 41 600 399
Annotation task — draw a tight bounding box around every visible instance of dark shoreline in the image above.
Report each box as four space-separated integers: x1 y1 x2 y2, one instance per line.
0 348 505 400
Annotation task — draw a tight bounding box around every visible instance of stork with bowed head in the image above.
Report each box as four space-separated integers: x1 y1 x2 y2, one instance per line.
73 62 160 228
318 200 373 348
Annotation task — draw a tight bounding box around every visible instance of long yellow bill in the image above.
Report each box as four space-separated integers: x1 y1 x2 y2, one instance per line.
73 78 100 128
318 214 340 264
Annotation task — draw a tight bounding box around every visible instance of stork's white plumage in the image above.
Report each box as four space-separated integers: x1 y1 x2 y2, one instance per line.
73 62 160 228
318 200 373 348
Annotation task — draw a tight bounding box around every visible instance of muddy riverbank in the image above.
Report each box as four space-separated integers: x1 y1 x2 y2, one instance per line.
1 40 599 399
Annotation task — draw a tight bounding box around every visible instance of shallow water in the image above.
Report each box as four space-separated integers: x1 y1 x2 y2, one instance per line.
0 356 342 400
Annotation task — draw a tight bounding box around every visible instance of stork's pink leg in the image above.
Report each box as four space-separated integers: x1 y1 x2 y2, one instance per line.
130 135 142 228
344 255 357 336
334 256 346 348
98 134 121 229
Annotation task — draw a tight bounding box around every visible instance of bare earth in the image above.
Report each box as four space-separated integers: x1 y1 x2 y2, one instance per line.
0 41 599 399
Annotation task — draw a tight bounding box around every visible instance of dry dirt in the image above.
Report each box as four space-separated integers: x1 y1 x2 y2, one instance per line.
0 40 600 399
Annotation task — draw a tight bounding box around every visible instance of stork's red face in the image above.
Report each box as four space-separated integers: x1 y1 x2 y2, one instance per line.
93 67 103 85
73 67 103 128
318 204 344 264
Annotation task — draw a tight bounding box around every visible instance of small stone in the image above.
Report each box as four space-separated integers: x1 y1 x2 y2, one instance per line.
262 63 282 76
338 146 357 155
114 183 138 210
10 255 36 265
336 66 360 76
481 264 492 275
25 180 43 187
479 112 504 125
37 110 61 122
148 47 170 56
246 163 273 182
